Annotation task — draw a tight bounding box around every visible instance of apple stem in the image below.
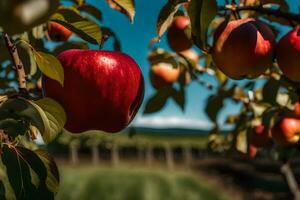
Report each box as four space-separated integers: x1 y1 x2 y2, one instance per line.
219 5 300 22
99 34 109 50
281 162 300 200
3 33 28 98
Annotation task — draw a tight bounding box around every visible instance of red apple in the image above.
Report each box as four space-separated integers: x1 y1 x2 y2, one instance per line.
42 49 144 133
212 18 275 79
240 144 257 159
167 16 192 52
248 144 257 158
276 26 300 82
294 101 300 117
48 22 72 42
150 63 180 89
250 125 271 148
272 117 300 146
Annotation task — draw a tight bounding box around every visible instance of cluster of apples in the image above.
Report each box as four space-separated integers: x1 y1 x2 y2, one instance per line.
244 102 300 158
212 18 300 82
150 16 198 89
43 23 145 134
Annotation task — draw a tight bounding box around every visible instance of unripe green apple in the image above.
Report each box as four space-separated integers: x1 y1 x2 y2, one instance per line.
272 117 300 146
212 18 275 79
42 49 145 133
48 22 72 42
276 26 300 82
150 63 180 89
167 16 192 52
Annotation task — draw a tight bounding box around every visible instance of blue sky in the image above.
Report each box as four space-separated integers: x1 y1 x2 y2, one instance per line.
77 0 297 129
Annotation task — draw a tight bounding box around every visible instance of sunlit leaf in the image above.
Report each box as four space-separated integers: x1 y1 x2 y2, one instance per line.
236 130 248 154
51 8 102 44
106 0 135 22
156 0 188 39
30 98 66 144
33 51 64 86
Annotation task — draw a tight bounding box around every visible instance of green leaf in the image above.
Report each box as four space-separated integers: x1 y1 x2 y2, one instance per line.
205 86 235 122
148 49 178 67
0 158 16 200
171 88 185 111
35 150 60 194
144 87 175 114
30 98 66 144
33 51 64 86
51 8 102 44
1 145 58 199
215 68 228 86
78 4 102 21
106 0 135 22
205 95 224 122
156 0 188 39
188 0 217 51
236 130 248 154
0 98 45 135
262 77 280 105
0 119 28 138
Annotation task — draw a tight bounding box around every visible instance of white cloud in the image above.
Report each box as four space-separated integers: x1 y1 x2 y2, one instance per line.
131 116 214 130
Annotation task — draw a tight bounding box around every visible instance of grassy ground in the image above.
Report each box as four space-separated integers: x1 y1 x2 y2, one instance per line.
57 166 232 200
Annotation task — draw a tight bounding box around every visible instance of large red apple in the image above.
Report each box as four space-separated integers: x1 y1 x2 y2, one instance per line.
150 63 180 89
276 26 300 82
167 16 192 52
272 117 300 146
42 49 144 133
212 18 275 79
250 125 271 148
48 22 72 42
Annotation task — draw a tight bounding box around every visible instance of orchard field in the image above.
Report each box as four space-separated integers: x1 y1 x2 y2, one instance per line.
0 0 300 200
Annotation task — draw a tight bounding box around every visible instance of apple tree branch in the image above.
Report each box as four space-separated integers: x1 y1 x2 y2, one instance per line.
4 33 28 97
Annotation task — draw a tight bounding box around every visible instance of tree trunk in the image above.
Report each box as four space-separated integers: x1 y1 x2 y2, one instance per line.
137 147 144 162
111 143 119 167
183 146 192 170
146 144 153 167
69 143 79 165
91 145 99 165
165 145 174 171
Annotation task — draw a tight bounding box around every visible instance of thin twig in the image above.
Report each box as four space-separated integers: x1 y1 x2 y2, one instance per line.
281 162 300 200
3 33 28 97
219 5 300 22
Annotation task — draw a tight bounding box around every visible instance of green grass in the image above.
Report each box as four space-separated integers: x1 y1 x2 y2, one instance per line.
57 166 231 200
